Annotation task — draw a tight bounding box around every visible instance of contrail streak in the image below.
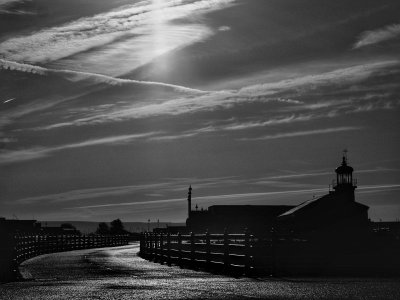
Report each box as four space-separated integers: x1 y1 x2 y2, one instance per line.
3 97 15 103
0 58 208 94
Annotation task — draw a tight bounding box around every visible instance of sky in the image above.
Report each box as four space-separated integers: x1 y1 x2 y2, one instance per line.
0 0 399 222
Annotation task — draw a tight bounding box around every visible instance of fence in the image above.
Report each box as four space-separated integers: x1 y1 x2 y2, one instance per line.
139 230 268 276
0 234 129 281
139 230 400 277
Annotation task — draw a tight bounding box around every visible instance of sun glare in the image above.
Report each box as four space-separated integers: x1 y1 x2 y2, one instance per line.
149 0 170 57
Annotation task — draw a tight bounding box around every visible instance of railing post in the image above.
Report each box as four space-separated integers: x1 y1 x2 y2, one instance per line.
57 235 61 252
223 228 230 272
271 227 277 277
190 232 196 269
141 233 145 257
177 232 182 266
11 235 19 279
206 230 211 270
149 233 153 259
145 232 149 258
244 228 251 276
160 233 164 264
167 232 171 266
140 233 143 255
154 233 159 262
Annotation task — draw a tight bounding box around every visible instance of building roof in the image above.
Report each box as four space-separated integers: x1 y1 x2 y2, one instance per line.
335 155 354 174
208 205 295 216
278 192 368 219
278 198 318 217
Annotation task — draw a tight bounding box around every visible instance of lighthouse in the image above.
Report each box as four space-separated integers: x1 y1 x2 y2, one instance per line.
187 185 192 218
333 150 357 200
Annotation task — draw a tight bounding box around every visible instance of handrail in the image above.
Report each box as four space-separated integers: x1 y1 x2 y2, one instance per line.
139 230 255 276
1 234 129 281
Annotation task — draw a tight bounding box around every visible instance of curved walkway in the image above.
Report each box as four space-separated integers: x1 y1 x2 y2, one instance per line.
0 243 399 299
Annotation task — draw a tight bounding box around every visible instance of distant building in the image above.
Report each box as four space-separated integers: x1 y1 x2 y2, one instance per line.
187 204 293 234
185 152 370 236
185 184 294 234
40 226 80 235
0 218 80 235
0 218 40 234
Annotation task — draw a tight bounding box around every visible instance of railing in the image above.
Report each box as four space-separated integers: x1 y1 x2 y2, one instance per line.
139 230 400 277
0 234 129 281
139 230 261 276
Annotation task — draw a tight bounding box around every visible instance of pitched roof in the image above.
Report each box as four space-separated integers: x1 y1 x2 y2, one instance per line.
278 192 368 219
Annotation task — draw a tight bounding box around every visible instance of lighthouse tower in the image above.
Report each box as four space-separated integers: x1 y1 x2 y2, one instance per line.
187 185 192 218
333 150 357 200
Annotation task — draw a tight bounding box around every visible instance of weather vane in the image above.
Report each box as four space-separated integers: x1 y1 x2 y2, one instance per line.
343 148 348 161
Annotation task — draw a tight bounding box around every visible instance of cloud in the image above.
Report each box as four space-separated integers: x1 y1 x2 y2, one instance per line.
28 59 399 129
66 184 400 210
0 59 47 75
0 59 206 94
0 132 159 164
265 168 398 180
0 0 235 73
0 0 30 14
218 26 230 31
15 182 174 204
354 23 400 48
66 189 330 210
239 126 362 141
149 113 325 140
13 175 245 204
0 137 16 143
0 0 20 5
202 114 315 131
148 132 199 141
358 184 400 193
238 61 399 95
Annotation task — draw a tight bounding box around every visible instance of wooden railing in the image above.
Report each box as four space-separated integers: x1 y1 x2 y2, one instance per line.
0 234 129 281
139 230 261 276
140 230 400 277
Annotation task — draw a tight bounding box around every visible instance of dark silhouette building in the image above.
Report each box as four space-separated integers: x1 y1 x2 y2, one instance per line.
277 153 369 238
185 153 369 236
0 218 40 234
185 184 293 233
187 204 294 234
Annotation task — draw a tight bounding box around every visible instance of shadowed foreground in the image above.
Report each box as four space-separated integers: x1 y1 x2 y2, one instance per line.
0 243 399 300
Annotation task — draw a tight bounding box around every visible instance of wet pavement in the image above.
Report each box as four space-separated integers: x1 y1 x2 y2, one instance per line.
1 243 399 299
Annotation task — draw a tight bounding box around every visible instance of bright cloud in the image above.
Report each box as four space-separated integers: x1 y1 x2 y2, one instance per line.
31 60 398 129
354 23 400 48
0 58 207 94
0 132 159 164
0 0 236 75
239 126 363 141
67 184 400 210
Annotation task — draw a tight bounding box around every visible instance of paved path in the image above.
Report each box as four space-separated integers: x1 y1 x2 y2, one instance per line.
1 243 400 300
